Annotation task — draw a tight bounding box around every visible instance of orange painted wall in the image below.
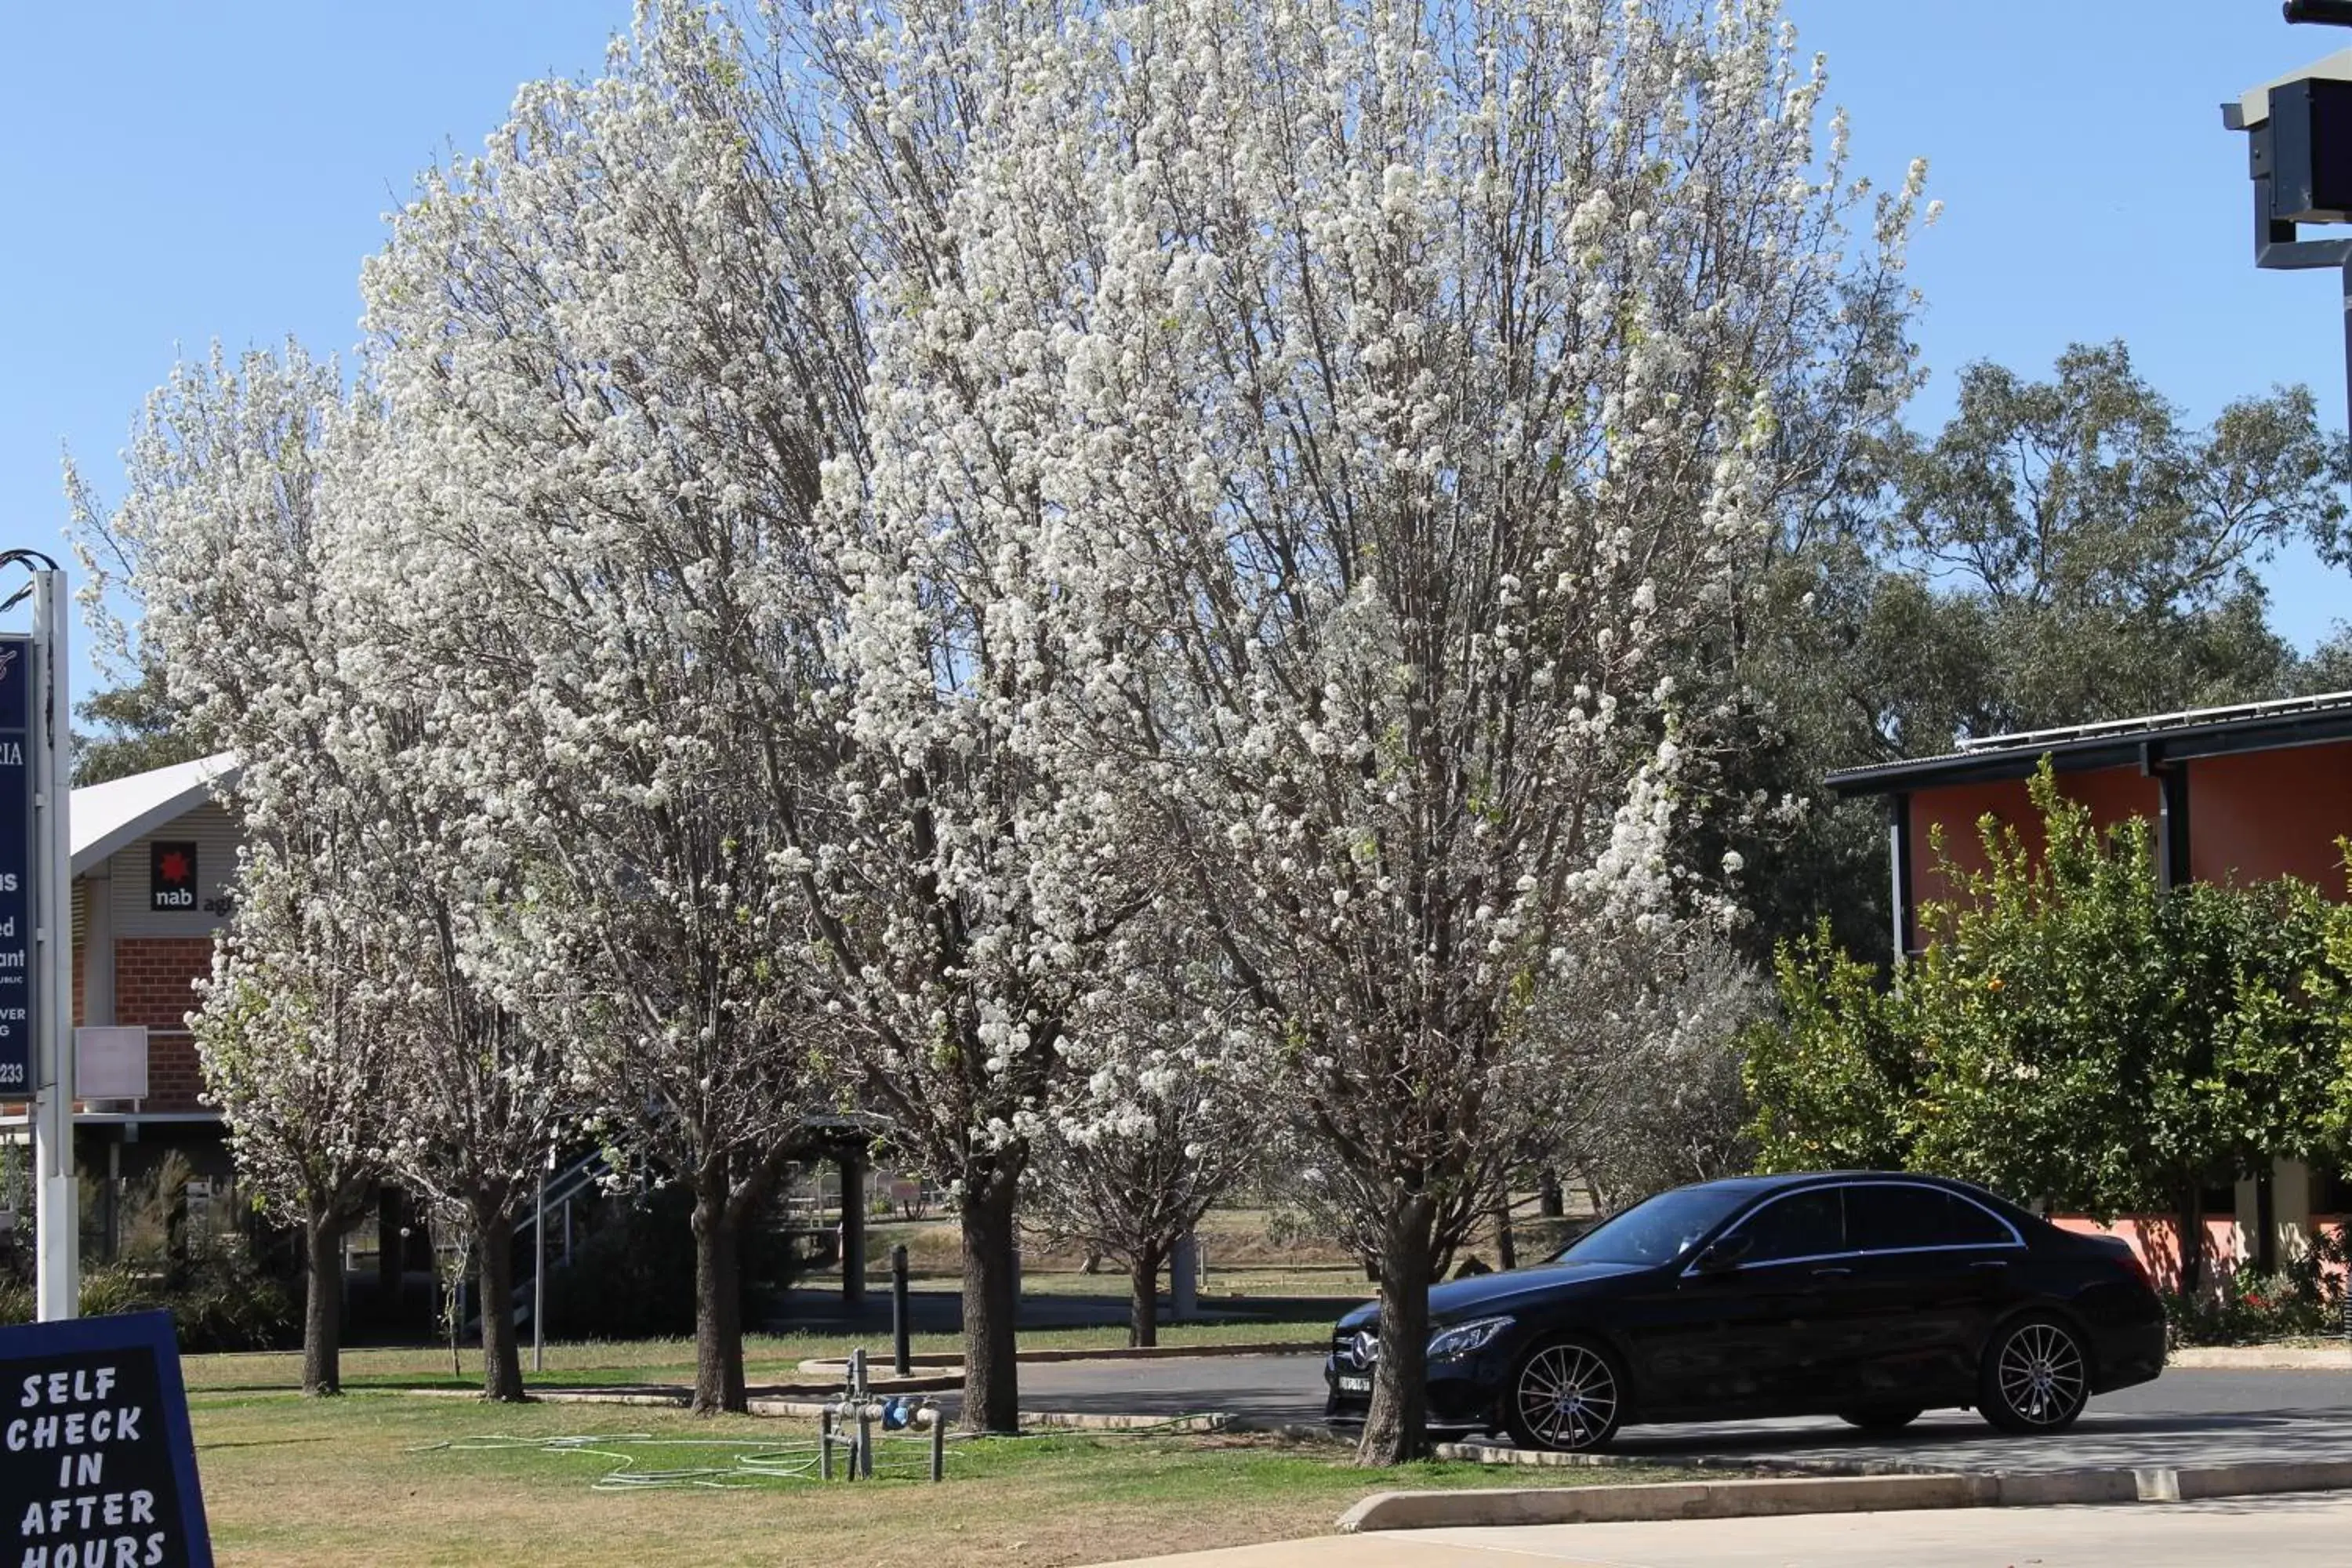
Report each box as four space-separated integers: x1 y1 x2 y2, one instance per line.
2052 1214 2246 1294
2185 742 2352 894
1904 766 2160 938
2055 1214 2350 1294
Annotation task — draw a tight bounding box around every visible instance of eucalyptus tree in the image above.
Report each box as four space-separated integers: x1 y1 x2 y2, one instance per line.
863 0 1929 1460
1884 343 2349 735
67 347 392 1396
72 666 212 786
352 5 864 1412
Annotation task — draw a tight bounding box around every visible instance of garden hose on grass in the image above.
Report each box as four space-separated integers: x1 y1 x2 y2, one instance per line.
412 1432 829 1490
408 1414 1236 1491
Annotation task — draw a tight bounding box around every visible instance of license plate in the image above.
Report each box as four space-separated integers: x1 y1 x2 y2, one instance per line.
1336 1375 1371 1394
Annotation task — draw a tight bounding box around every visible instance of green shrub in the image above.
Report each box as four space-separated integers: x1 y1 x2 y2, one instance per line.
2161 1245 2347 1346
0 1152 295 1350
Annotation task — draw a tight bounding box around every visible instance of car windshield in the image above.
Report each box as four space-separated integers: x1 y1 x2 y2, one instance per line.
1552 1185 1759 1268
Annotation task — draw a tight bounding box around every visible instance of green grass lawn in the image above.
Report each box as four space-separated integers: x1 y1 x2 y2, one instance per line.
188 1390 1685 1567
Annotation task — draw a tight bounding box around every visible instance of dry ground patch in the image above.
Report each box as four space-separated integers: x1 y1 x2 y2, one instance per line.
190 1392 1683 1567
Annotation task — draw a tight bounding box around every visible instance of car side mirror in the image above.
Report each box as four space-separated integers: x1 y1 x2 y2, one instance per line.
1692 1232 1754 1273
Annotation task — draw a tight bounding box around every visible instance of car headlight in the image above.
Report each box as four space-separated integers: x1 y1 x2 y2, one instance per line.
1426 1316 1515 1363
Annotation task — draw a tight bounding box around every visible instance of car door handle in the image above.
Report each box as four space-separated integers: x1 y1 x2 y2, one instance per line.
1970 1260 2009 1271
1811 1266 1852 1279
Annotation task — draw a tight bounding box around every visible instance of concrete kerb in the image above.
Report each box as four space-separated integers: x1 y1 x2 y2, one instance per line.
1430 1439 1922 1479
2167 1344 2352 1370
1345 1455 2352 1533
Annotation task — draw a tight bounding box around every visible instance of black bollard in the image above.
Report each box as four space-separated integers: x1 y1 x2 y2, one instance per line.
891 1243 912 1376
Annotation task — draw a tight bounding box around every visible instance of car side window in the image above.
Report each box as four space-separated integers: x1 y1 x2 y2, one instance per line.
1847 1183 2015 1251
1726 1188 1846 1264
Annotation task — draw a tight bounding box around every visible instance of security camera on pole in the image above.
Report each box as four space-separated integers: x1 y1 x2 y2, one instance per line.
0 550 74 1319
2227 4 2352 432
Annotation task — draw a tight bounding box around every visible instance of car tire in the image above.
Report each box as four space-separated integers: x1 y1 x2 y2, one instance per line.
1977 1314 2090 1435
1836 1406 1922 1432
1502 1335 1625 1453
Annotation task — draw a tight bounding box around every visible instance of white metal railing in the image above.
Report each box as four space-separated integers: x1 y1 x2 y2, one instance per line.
1957 688 2352 754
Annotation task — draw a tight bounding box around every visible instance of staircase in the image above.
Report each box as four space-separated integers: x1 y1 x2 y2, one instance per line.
458 1149 612 1338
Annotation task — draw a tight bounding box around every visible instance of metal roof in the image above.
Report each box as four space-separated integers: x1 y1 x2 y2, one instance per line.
71 751 240 877
1828 692 2352 797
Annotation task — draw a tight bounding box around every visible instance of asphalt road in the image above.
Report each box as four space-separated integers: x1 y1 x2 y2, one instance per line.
992 1355 2352 1472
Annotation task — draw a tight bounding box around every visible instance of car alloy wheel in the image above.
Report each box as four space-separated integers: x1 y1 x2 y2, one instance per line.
1979 1316 2089 1434
1505 1338 1623 1452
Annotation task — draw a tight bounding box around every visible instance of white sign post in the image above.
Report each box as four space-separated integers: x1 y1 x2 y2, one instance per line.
31 567 75 1320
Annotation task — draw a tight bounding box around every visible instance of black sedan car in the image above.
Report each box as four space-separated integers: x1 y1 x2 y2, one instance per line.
1325 1171 2166 1450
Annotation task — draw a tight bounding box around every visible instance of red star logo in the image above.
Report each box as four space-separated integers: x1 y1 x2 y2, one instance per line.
158 850 191 885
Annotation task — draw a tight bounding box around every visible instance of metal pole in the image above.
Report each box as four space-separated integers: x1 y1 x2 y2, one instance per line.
2341 248 2352 448
818 1408 834 1481
1171 1231 1198 1323
31 569 74 1322
532 1163 546 1374
855 1402 873 1481
928 1403 945 1482
891 1243 911 1375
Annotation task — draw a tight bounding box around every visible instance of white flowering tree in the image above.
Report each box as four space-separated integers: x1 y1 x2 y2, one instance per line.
856 0 1928 1460
67 347 394 1396
1025 924 1264 1347
1560 938 1768 1207
756 0 1167 1432
330 730 570 1406
191 837 394 1397
349 7 864 1411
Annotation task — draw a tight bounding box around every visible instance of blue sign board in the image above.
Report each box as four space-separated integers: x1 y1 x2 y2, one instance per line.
0 633 29 1098
0 1310 214 1568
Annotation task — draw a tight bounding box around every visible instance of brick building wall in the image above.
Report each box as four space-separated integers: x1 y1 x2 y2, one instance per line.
109 936 212 1112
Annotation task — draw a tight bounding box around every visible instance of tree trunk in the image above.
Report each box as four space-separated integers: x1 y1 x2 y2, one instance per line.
475 1205 525 1403
1493 1192 1517 1272
1537 1171 1565 1219
691 1190 747 1414
1128 1240 1163 1349
302 1202 345 1398
1359 1191 1436 1466
960 1167 1022 1433
2177 1182 2206 1299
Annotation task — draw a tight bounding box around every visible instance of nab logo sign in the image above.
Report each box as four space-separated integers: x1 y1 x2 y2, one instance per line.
150 843 198 913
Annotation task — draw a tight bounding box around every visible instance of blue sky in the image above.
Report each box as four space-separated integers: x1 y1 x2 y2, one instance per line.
4 1 2348 702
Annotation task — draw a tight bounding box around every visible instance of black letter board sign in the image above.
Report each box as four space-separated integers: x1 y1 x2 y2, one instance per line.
148 844 197 914
0 1311 212 1567
0 633 30 1096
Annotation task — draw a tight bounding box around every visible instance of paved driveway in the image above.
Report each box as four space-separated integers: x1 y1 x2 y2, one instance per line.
996 1354 2352 1472
1104 1490 2352 1567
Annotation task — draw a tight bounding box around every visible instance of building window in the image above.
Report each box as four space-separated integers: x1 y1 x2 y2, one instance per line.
2311 1168 2352 1218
